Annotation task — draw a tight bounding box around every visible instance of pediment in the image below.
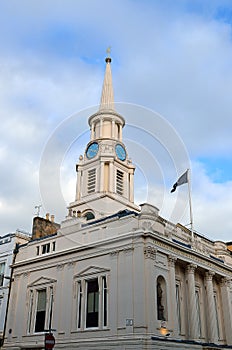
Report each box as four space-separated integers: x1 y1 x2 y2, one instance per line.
75 265 110 278
28 276 57 287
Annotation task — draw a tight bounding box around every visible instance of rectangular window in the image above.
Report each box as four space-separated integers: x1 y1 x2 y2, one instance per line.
76 275 108 331
0 262 5 286
77 282 83 329
35 289 46 332
116 170 124 195
176 284 181 334
27 285 54 334
87 169 96 194
86 279 99 328
42 243 50 254
195 290 202 338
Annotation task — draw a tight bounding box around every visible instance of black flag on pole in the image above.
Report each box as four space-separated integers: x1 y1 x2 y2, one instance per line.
171 170 188 193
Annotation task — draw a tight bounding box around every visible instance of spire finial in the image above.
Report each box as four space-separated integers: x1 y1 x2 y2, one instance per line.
100 48 114 110
105 46 111 63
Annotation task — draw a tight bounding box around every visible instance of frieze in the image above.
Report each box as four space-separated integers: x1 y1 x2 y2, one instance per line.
152 239 232 277
144 246 156 260
100 144 114 153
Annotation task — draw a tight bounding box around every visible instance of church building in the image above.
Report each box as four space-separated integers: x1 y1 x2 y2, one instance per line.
3 55 232 350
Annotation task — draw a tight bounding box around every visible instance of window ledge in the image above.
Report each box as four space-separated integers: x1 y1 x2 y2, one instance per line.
70 328 110 334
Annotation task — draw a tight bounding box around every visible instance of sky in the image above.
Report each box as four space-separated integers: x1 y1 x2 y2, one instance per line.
1 0 232 241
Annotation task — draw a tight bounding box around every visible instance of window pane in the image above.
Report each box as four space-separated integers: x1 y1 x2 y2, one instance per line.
35 289 46 332
103 276 107 327
86 279 99 328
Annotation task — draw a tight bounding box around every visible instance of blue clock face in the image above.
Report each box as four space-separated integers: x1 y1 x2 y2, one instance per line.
86 142 99 159
115 144 126 161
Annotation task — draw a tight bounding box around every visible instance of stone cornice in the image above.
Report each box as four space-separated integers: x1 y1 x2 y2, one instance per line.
151 237 232 277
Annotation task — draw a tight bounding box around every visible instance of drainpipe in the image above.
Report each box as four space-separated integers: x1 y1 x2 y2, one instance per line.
0 243 19 347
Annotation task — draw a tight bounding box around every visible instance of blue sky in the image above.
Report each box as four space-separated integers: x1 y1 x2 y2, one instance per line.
1 0 232 240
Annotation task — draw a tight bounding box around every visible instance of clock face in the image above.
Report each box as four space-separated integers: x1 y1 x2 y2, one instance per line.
86 142 99 159
115 144 126 161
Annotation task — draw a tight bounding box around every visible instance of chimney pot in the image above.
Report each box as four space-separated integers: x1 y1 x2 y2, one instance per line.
51 215 55 223
46 213 49 220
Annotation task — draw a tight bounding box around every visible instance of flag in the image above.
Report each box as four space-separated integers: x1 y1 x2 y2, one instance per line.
171 170 188 193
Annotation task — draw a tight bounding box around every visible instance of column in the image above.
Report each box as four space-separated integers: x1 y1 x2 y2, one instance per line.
220 277 232 345
100 118 103 138
205 271 218 343
119 124 122 141
109 162 114 192
100 161 104 192
112 119 115 138
90 123 94 140
129 171 134 202
186 264 198 340
75 167 81 200
168 256 178 336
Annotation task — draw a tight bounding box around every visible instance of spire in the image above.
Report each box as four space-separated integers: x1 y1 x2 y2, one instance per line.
99 48 115 111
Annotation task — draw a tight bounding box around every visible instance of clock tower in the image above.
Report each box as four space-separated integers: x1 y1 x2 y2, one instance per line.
68 55 140 220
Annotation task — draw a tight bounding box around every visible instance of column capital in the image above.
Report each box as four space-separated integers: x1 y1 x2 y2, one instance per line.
168 255 177 267
205 270 215 281
220 277 231 287
186 263 197 274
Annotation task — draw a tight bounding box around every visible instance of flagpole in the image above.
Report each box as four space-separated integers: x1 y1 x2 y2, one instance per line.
187 169 194 240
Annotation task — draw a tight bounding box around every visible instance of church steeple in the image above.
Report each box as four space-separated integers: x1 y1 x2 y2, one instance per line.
68 54 140 221
99 55 115 111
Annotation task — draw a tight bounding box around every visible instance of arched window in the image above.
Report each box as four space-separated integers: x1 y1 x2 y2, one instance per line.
156 276 167 321
83 212 95 221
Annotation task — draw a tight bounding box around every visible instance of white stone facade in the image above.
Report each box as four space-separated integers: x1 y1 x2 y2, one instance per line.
3 205 232 350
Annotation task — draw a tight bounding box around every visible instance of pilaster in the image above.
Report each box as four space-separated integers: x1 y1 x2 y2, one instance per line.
220 277 232 345
205 271 218 343
168 255 178 336
186 263 198 340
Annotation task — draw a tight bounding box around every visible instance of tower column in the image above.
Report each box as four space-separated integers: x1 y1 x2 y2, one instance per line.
205 271 218 343
186 264 198 340
100 161 104 192
129 171 134 202
75 166 81 201
119 124 122 141
90 123 94 140
109 162 114 192
112 119 115 139
100 118 103 138
220 277 232 344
